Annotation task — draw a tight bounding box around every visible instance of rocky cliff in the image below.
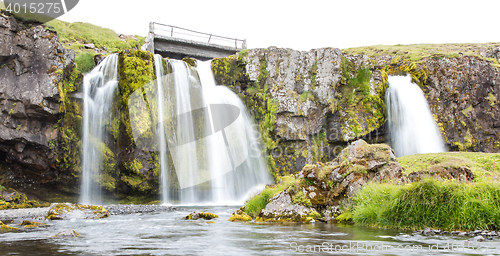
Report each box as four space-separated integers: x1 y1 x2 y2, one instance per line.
211 45 500 179
0 11 81 200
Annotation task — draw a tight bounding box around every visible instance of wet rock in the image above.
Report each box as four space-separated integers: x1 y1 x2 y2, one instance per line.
52 230 81 238
19 220 48 228
468 235 485 242
229 207 252 222
45 203 109 220
105 204 175 215
185 211 219 220
0 221 20 231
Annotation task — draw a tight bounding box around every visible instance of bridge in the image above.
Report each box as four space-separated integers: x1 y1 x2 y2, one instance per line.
142 23 246 60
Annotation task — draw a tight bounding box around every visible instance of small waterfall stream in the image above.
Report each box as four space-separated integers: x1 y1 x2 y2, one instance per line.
80 54 119 204
386 75 446 157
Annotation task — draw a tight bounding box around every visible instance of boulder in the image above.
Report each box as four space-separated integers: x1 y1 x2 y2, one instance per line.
46 203 109 220
256 191 315 223
184 211 219 220
228 207 252 222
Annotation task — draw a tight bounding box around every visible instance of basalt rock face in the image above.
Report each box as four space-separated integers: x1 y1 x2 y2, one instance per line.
423 57 500 152
212 47 500 178
0 12 80 199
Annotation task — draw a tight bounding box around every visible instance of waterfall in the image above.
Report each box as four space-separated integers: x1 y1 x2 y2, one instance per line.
80 54 119 204
386 75 446 157
153 55 170 203
81 54 271 205
151 58 272 205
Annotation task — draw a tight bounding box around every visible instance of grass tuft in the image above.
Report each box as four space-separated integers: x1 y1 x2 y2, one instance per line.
352 179 500 231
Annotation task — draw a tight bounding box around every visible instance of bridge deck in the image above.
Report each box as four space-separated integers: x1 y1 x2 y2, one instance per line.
143 23 246 60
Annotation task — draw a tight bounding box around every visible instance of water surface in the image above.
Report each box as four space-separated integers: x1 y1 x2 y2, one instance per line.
1 206 499 255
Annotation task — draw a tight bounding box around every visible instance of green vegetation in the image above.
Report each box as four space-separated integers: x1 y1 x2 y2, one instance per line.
44 19 144 73
244 175 296 217
352 179 500 231
334 58 387 139
343 43 500 62
46 19 144 52
398 152 500 182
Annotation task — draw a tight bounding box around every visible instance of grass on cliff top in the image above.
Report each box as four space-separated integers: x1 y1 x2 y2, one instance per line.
343 43 500 62
398 152 500 182
46 19 145 73
352 179 500 231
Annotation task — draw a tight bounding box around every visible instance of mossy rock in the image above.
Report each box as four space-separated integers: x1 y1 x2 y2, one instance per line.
228 208 252 222
19 220 49 228
46 203 109 220
184 211 219 220
0 221 20 232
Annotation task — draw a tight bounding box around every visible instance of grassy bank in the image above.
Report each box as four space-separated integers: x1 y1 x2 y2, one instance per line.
343 43 500 64
348 152 500 231
351 179 500 231
398 152 500 181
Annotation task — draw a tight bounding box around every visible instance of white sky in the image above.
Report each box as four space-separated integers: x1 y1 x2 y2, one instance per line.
5 0 500 50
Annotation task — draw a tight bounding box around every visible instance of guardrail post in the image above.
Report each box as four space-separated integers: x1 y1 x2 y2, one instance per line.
149 22 154 34
171 27 174 37
242 39 247 50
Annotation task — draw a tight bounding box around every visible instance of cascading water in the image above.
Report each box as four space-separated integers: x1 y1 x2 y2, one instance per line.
82 54 271 205
386 75 446 157
147 58 272 205
80 54 119 204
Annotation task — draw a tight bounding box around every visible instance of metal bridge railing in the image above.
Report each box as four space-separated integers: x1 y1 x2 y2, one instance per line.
150 22 246 50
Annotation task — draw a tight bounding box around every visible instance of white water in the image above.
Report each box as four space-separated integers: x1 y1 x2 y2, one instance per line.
81 55 271 205
153 55 170 203
386 75 446 157
161 59 271 205
80 54 119 204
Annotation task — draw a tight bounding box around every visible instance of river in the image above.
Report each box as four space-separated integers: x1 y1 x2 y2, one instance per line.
1 206 499 255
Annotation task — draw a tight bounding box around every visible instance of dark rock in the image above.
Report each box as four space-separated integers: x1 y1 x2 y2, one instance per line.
0 12 76 191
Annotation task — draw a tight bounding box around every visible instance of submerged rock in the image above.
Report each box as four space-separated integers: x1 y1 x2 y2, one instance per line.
184 211 219 220
52 230 81 238
19 220 49 228
45 203 109 220
0 221 20 231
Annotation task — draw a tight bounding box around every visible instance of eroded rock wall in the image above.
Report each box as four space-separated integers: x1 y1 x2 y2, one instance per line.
212 46 500 179
0 12 80 199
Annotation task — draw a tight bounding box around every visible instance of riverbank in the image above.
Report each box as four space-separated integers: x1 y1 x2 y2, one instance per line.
241 141 500 232
0 204 176 221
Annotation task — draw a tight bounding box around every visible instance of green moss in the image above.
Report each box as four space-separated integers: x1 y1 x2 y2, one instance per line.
487 93 498 107
291 190 312 207
334 58 387 139
116 50 159 196
182 58 197 67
